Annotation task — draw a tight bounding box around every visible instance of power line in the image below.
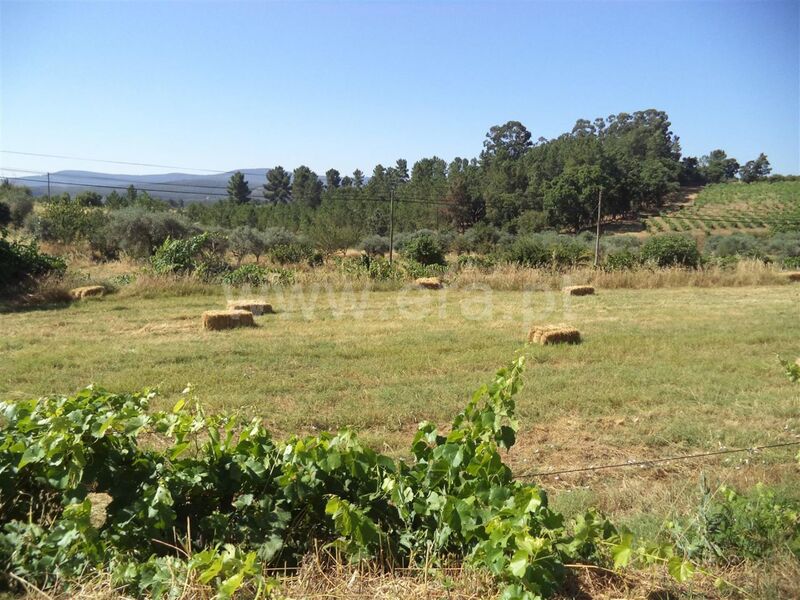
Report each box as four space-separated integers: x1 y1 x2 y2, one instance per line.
1 173 459 207
0 166 256 193
521 440 800 479
0 150 229 174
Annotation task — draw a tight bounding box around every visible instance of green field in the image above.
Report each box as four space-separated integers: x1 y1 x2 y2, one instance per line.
3 286 798 461
3 284 800 596
646 181 800 235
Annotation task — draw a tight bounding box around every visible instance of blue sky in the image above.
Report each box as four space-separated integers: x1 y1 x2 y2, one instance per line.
1 0 798 177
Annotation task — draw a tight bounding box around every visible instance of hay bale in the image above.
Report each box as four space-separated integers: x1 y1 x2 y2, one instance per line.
69 285 105 299
785 272 800 282
415 277 443 289
563 285 595 296
202 309 255 331
226 300 273 315
528 325 581 345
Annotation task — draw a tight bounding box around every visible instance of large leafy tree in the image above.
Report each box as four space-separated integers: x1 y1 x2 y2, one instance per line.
699 150 739 183
739 153 771 183
264 166 292 204
226 171 251 204
481 121 533 161
543 164 604 232
292 166 323 208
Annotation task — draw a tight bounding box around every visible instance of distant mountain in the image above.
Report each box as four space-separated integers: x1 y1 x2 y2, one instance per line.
12 168 272 203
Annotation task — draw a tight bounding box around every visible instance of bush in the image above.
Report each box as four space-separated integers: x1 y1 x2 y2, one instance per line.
222 265 295 287
604 249 639 270
337 255 403 281
104 209 195 259
150 233 211 274
194 255 231 282
671 482 800 564
0 202 11 228
402 233 446 266
455 254 497 270
0 235 66 292
549 239 592 268
512 210 549 235
705 233 762 259
29 200 105 244
452 223 508 254
505 236 549 267
261 227 299 251
359 235 390 256
222 264 269 286
640 234 701 268
270 241 318 266
228 226 266 264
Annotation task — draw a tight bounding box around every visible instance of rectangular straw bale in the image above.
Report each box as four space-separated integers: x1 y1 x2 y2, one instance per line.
226 300 273 315
415 277 443 289
202 309 255 331
563 285 595 296
528 324 581 345
69 285 105 299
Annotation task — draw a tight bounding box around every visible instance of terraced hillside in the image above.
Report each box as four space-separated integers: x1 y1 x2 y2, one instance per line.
646 181 800 235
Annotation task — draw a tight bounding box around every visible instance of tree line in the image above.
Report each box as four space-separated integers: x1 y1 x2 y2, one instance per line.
193 109 776 237
1 109 783 253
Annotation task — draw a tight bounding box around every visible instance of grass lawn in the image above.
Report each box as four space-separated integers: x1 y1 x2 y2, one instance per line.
2 285 797 451
2 284 799 596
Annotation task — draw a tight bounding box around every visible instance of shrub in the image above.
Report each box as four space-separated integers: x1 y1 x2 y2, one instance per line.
104 209 194 259
640 234 701 268
0 202 11 228
0 183 34 228
452 223 507 254
261 227 299 251
359 235 390 256
337 255 403 281
456 254 497 270
222 264 269 286
194 255 231 282
228 226 266 264
705 233 762 258
671 482 800 564
402 233 446 266
29 201 105 244
222 264 296 287
549 239 592 268
0 235 66 292
513 210 549 235
505 236 549 267
604 249 639 270
0 357 697 599
150 233 211 274
270 241 317 265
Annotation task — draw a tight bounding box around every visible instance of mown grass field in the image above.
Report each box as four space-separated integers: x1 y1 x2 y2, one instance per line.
646 181 800 235
2 286 798 464
2 281 800 596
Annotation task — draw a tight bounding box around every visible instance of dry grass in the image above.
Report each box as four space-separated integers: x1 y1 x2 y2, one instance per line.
451 259 787 291
201 309 256 330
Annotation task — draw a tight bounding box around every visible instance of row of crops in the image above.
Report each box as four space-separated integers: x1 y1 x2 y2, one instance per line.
646 182 800 235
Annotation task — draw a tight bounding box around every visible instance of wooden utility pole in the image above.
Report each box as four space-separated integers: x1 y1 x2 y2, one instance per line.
47 172 51 202
388 188 395 264
593 187 603 267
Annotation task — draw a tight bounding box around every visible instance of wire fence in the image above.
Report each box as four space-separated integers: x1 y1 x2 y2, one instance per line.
520 440 800 479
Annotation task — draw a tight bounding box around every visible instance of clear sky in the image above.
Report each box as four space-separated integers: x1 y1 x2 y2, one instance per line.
1 0 798 177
